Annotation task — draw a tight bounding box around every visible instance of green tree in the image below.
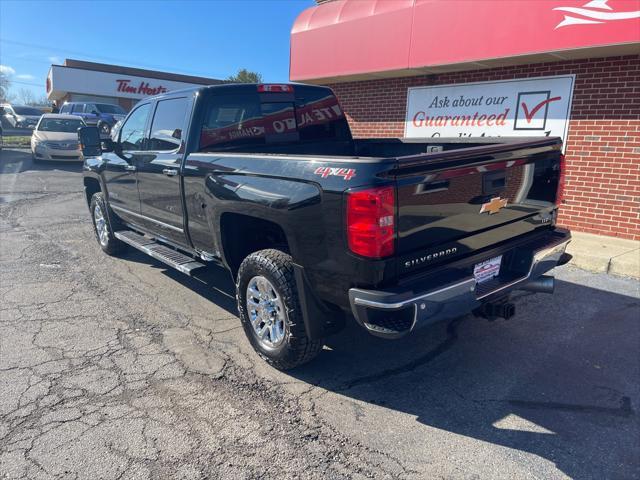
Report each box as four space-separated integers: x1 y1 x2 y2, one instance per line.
226 68 263 83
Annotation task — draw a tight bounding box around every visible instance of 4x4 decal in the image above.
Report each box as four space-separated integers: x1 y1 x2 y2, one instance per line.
314 166 356 181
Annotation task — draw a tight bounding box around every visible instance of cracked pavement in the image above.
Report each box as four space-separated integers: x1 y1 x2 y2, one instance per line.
1 149 639 479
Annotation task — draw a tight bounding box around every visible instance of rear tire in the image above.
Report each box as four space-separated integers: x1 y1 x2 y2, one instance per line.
236 249 323 370
90 192 126 255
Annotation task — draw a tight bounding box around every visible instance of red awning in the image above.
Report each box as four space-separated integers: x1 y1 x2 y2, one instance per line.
290 0 640 83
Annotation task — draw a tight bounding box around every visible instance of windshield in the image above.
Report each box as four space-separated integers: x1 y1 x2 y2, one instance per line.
38 118 85 132
13 106 43 116
96 104 126 115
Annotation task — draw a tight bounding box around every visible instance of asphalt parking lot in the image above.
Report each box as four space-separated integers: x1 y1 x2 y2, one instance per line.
1 148 638 479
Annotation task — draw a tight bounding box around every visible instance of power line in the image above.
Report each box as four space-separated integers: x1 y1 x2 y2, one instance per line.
9 80 43 88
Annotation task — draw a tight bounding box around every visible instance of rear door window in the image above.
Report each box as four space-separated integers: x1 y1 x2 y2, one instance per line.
60 104 72 114
72 104 85 114
148 97 189 151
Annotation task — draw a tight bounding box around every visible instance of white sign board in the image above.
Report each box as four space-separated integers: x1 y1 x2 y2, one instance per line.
405 75 575 149
47 65 213 102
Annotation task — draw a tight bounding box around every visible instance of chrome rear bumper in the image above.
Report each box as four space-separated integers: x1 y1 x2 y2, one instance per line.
349 229 571 339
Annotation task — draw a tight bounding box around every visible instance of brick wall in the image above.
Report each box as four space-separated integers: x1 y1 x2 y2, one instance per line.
328 55 640 240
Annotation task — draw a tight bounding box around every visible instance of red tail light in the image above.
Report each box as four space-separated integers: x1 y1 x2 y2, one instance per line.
556 153 566 204
346 186 395 258
257 84 293 93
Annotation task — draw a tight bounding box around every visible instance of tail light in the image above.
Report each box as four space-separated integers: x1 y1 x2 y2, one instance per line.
257 84 293 93
556 153 566 204
346 186 395 258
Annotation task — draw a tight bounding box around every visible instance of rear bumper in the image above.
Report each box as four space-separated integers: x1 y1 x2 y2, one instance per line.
349 228 571 339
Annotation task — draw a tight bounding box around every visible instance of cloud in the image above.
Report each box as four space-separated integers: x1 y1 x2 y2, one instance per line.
48 56 63 64
16 74 35 81
0 65 16 76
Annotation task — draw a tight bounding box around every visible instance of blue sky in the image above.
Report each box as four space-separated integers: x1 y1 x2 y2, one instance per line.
0 0 313 101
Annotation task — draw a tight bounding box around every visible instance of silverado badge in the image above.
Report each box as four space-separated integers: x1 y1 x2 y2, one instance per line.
480 197 508 215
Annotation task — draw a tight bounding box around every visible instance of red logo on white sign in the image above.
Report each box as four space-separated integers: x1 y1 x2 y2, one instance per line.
116 79 168 96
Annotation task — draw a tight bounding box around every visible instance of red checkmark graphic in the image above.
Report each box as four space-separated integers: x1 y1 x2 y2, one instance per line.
521 96 561 123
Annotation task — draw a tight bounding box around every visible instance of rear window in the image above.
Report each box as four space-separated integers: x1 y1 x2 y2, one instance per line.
199 87 350 151
13 106 42 115
96 104 126 114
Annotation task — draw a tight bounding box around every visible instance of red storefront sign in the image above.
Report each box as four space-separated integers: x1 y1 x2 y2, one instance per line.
290 0 640 81
116 79 168 96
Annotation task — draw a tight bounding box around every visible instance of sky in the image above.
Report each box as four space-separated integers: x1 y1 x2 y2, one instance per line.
0 0 314 102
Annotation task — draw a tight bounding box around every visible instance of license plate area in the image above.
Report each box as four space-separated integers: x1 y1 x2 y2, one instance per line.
474 255 502 284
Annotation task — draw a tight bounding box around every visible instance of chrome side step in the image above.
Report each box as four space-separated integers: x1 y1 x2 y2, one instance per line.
114 230 205 276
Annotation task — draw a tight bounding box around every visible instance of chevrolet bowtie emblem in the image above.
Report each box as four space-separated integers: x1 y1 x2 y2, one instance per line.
480 197 508 214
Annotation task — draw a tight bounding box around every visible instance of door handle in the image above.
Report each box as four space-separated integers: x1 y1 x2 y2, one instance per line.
163 168 178 177
124 165 137 171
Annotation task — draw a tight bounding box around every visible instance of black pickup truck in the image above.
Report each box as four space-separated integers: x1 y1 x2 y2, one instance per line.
78 83 571 370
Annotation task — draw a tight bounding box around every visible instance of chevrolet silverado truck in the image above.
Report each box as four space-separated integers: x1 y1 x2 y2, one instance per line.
78 83 571 370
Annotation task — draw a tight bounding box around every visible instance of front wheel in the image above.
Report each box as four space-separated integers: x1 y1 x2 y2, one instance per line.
89 192 125 255
236 249 323 370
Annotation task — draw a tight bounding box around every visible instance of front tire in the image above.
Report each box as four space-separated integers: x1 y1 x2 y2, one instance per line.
237 249 323 370
90 192 125 255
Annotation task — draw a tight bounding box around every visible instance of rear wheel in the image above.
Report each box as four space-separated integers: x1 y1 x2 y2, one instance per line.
90 192 125 255
236 249 323 370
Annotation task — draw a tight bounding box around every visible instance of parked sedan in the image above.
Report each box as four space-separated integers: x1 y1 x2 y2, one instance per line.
1 104 43 129
31 114 85 162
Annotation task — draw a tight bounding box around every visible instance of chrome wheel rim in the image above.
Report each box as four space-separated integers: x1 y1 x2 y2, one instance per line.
93 204 109 246
246 275 287 348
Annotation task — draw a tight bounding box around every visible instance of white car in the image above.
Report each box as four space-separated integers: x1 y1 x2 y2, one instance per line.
31 114 86 162
1 104 43 129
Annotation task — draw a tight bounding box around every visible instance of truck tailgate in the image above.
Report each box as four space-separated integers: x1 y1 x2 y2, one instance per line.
393 138 563 276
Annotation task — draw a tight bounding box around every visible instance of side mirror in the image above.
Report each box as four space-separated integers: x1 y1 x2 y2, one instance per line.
78 126 102 157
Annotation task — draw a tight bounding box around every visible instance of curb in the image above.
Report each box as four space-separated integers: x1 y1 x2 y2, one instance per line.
566 231 640 279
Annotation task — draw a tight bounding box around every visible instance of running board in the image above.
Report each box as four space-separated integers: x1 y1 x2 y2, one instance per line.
114 230 205 276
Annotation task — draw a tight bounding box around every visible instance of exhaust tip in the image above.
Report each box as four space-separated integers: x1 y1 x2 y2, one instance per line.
520 275 555 294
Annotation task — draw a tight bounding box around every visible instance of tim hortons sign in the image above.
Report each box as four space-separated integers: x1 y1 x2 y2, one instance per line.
116 79 168 96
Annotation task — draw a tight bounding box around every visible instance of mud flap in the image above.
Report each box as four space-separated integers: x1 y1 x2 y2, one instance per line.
293 264 344 341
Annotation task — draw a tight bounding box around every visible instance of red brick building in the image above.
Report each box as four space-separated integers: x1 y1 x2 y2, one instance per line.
291 0 640 240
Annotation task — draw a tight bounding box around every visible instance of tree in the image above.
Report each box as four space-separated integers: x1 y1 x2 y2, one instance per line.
226 68 263 83
0 71 10 101
18 88 36 105
15 89 49 106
